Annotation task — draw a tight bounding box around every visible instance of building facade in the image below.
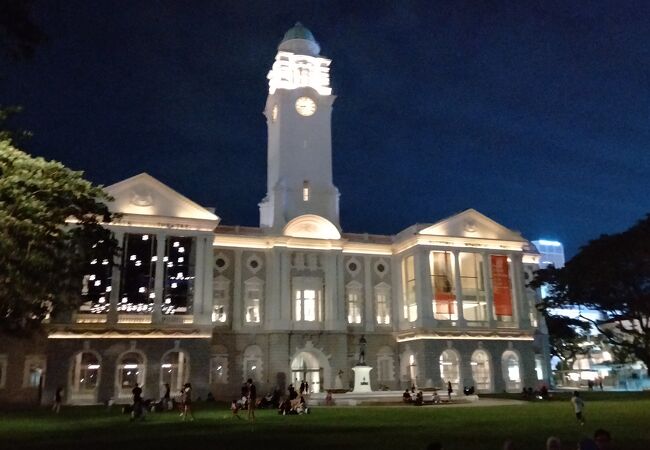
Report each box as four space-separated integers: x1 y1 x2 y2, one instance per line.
0 24 550 405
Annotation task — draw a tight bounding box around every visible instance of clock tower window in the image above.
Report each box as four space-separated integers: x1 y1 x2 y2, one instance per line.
303 181 310 201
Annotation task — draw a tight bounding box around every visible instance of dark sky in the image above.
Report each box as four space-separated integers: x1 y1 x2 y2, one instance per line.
3 1 649 258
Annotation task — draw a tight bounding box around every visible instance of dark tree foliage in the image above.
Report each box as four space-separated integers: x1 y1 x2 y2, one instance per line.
0 138 118 334
532 215 650 374
542 311 590 369
0 0 46 61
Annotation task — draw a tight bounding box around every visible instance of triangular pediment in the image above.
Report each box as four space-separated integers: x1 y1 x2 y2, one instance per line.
105 173 219 222
418 209 526 242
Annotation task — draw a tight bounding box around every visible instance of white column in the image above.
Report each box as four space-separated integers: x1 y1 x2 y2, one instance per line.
324 252 341 330
482 253 495 328
511 254 528 328
265 249 279 329
335 253 346 330
152 232 166 324
363 255 375 332
507 253 520 327
232 249 243 331
107 230 124 325
279 250 292 329
452 250 466 326
200 236 214 325
416 249 434 328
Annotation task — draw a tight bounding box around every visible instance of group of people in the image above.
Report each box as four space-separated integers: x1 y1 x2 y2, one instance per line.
402 381 455 406
521 385 550 400
128 382 194 421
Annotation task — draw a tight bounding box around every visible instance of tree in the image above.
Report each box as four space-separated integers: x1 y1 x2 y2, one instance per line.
0 138 117 334
543 311 591 370
531 215 650 374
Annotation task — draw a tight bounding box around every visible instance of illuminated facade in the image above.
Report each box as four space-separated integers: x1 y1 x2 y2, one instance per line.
26 24 550 405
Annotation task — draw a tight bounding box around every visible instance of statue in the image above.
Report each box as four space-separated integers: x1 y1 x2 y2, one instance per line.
358 335 367 365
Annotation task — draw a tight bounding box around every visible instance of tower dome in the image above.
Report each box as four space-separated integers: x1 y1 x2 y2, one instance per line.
278 22 320 56
281 22 316 43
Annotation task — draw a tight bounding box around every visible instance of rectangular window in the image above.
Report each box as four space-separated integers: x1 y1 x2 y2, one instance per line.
347 288 362 324
212 279 229 323
244 284 262 323
80 238 113 315
430 251 457 320
491 255 514 320
293 277 322 322
23 355 46 388
375 287 391 325
163 236 195 315
303 180 310 201
459 252 488 321
119 233 157 314
402 256 417 322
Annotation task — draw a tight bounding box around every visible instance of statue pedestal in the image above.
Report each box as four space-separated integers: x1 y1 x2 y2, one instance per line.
352 365 373 393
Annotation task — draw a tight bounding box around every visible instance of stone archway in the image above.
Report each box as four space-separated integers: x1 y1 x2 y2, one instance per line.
290 342 331 394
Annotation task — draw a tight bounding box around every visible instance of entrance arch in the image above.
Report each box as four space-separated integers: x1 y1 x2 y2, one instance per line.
290 344 331 394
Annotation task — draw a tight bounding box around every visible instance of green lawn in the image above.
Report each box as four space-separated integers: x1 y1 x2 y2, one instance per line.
1 392 648 450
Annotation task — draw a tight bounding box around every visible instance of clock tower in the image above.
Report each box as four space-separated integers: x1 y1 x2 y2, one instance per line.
259 23 340 232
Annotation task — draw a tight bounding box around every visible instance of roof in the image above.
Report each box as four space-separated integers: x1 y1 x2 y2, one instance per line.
282 22 316 43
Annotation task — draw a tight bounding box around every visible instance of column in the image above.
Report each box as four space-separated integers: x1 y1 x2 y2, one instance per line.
231 249 243 331
511 254 528 328
264 249 279 329
482 253 495 328
279 250 292 329
151 232 166 324
452 250 466 326
335 253 346 330
107 230 124 325
363 255 375 332
324 252 342 330
200 236 214 325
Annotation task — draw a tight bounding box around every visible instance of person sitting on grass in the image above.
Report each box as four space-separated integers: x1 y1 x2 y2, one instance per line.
414 391 424 406
403 389 412 403
431 389 441 404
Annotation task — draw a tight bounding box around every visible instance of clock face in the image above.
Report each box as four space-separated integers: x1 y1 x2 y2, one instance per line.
295 97 317 117
271 104 278 122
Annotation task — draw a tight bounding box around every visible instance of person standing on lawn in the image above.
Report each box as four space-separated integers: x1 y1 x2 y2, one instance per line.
571 391 586 426
53 386 63 413
181 383 194 421
447 381 453 401
247 378 257 422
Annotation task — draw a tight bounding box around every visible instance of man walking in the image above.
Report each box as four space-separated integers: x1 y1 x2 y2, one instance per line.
571 391 585 426
247 378 256 422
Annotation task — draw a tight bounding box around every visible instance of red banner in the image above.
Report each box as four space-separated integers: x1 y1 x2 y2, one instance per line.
491 255 513 317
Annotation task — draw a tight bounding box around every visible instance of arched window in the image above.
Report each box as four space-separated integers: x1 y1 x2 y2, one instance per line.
70 351 101 402
242 345 263 383
439 349 461 392
374 283 391 325
502 350 521 392
117 351 145 399
161 350 189 393
471 350 492 391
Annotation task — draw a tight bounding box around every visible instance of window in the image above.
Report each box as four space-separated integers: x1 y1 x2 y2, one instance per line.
459 252 488 321
161 351 189 393
119 233 157 314
303 180 310 201
80 238 113 314
375 283 391 325
23 355 46 388
439 350 461 392
430 251 456 320
70 352 100 399
491 255 514 321
0 355 7 389
346 282 362 324
210 355 228 384
212 276 230 323
117 352 145 398
535 355 544 381
244 278 263 324
163 237 195 315
471 350 491 391
502 350 521 392
293 277 322 322
402 256 417 322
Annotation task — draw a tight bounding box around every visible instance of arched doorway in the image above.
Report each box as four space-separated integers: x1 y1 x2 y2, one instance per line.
439 349 461 392
291 352 322 393
471 349 492 392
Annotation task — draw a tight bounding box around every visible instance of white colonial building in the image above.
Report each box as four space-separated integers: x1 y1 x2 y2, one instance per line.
39 23 550 404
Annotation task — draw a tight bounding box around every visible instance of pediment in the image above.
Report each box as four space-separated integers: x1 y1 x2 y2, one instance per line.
105 173 219 223
418 209 526 242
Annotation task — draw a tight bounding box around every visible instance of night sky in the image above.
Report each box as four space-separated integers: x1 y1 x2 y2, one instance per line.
3 1 649 258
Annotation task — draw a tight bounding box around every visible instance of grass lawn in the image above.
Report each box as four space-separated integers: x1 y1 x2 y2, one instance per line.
1 392 648 450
